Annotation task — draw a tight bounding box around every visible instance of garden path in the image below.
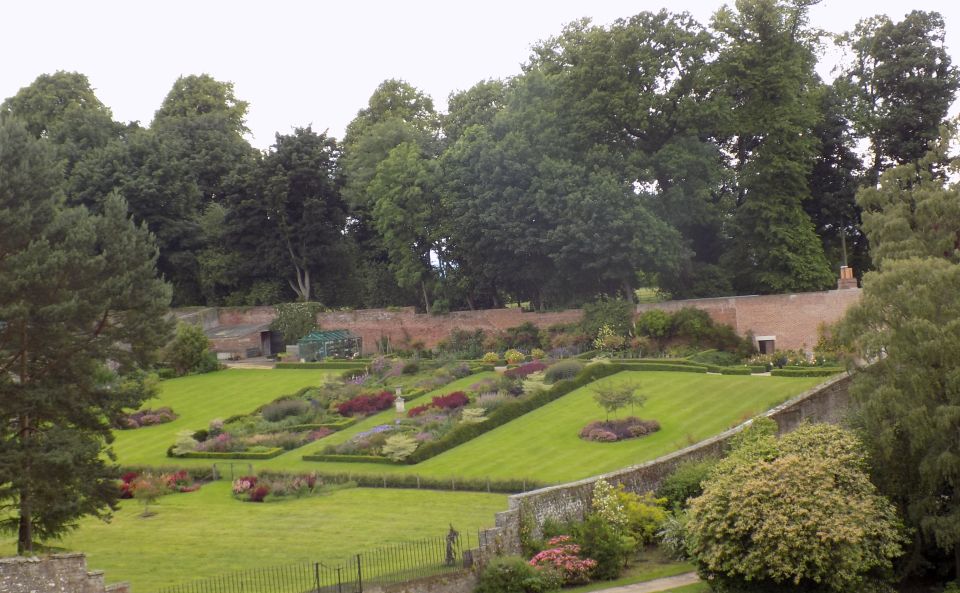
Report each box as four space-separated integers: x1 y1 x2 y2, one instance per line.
593 572 700 593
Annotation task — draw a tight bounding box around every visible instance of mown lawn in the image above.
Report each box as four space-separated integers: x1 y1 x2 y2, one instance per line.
111 368 334 466
115 368 825 484
290 370 825 482
0 481 506 592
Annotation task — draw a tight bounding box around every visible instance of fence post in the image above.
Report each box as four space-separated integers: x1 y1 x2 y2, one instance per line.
337 566 343 593
356 554 363 593
314 562 321 593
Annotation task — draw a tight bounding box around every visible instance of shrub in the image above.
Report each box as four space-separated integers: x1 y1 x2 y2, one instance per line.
504 349 525 364
432 391 469 410
249 485 270 502
163 323 213 376
476 556 561 593
500 322 545 351
132 474 169 516
407 404 430 418
656 458 718 510
544 360 584 384
636 309 671 339
579 418 660 442
381 434 417 461
658 512 690 560
460 408 486 424
530 348 546 360
505 361 547 378
574 514 634 580
270 302 325 344
482 352 500 364
581 296 633 339
436 328 487 359
337 391 395 416
594 324 627 352
401 361 419 374
261 399 310 422
618 490 668 546
529 535 596 585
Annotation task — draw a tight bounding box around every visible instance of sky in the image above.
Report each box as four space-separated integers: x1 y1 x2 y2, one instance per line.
3 0 959 149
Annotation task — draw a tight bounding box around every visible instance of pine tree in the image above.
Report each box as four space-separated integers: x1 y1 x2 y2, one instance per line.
0 117 171 554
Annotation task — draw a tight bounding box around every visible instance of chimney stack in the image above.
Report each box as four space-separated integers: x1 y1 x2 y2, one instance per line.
837 266 857 289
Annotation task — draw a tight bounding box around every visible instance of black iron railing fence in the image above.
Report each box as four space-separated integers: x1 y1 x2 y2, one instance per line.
156 531 466 593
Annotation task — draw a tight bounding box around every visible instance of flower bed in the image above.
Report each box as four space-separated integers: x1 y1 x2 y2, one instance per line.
116 407 178 429
232 473 320 503
579 417 661 442
119 469 201 499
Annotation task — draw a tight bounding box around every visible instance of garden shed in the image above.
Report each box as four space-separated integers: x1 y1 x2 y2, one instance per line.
297 329 362 361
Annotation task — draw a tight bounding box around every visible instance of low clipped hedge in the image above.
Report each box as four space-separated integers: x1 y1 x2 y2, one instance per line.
286 418 360 432
770 368 843 377
719 367 752 375
575 350 599 360
275 361 367 369
121 465 216 482
404 362 625 464
174 447 285 460
617 362 708 373
749 365 770 373
303 471 548 493
302 453 396 464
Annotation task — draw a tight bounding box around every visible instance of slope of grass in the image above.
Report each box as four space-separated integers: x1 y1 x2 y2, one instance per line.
0 482 505 592
112 369 333 466
396 371 824 482
115 369 825 484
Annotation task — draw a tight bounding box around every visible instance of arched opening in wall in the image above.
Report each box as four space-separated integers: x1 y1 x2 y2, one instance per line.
756 336 776 354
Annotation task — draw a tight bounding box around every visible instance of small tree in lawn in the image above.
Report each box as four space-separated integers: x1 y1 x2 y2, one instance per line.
132 474 169 517
593 383 646 421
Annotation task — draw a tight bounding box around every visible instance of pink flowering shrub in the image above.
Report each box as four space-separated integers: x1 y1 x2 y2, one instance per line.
232 476 257 495
529 536 597 585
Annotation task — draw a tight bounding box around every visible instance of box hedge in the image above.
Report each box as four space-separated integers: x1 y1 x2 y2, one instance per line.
770 368 843 377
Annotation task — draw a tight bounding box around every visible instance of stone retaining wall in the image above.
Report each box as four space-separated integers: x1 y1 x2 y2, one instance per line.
0 554 129 593
467 373 851 557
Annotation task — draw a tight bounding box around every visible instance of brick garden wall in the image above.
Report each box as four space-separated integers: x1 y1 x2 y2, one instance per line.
636 289 862 352
198 288 861 357
0 554 129 593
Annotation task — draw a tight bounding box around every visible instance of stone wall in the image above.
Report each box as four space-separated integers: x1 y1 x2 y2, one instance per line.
467 373 851 555
191 287 860 357
367 571 477 593
0 554 129 593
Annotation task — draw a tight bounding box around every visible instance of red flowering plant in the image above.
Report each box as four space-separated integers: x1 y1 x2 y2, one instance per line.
406 391 470 418
119 472 139 499
163 469 200 493
232 475 258 496
337 391 395 416
529 535 597 585
504 361 547 378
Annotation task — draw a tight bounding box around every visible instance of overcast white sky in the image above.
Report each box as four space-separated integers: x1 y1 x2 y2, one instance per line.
3 0 959 149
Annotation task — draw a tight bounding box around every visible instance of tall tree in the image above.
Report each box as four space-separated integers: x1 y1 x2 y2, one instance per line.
368 142 441 311
0 118 171 554
67 126 205 305
152 74 256 203
1 71 122 176
805 84 868 274
712 0 835 294
837 11 960 183
225 127 348 302
838 129 960 581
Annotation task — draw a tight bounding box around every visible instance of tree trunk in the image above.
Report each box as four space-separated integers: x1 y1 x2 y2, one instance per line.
421 281 430 313
17 480 32 554
622 280 635 304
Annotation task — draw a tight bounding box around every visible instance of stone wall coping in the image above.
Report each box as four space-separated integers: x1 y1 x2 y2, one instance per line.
507 372 851 510
0 552 87 564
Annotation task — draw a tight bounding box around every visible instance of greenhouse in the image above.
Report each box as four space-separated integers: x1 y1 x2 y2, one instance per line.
297 329 363 361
